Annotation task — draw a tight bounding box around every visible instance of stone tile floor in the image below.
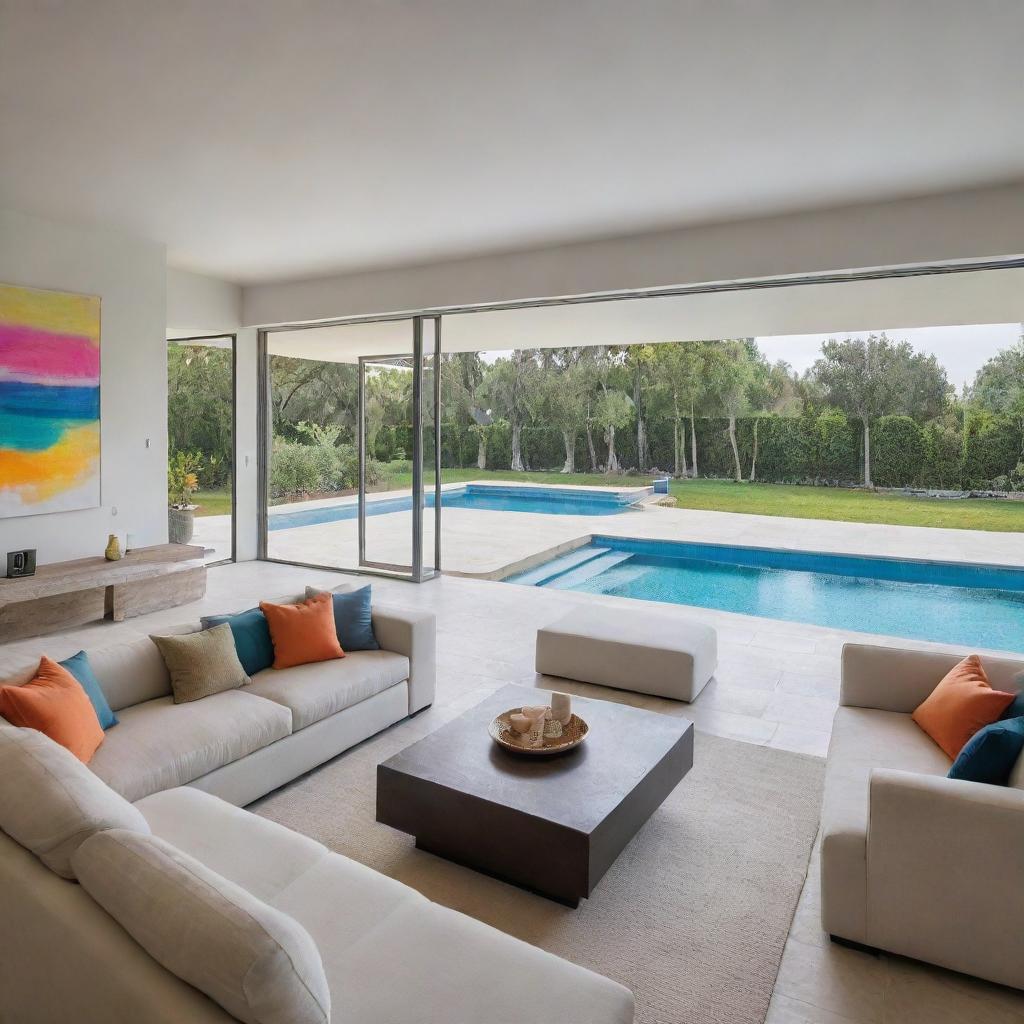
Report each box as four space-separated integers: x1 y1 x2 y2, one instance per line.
6 558 1022 1023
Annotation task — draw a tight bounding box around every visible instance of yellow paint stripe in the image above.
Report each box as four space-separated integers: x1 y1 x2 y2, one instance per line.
0 283 100 343
0 423 100 503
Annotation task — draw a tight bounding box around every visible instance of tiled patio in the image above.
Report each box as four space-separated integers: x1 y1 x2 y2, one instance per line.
250 483 1024 577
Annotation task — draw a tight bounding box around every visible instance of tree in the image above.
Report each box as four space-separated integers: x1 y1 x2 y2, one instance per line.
592 389 634 473
536 348 589 473
704 340 756 482
969 336 1024 457
441 352 485 467
626 345 657 471
479 350 538 471
651 342 705 477
746 359 797 481
810 333 948 488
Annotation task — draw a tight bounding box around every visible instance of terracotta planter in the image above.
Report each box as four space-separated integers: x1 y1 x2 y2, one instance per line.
168 506 196 544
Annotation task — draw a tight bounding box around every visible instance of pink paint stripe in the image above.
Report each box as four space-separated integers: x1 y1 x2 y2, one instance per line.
0 325 100 380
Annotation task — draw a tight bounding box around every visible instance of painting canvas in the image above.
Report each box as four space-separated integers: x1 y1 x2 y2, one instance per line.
0 283 101 518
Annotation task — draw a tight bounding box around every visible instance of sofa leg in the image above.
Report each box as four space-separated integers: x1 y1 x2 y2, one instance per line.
410 703 433 718
829 934 880 957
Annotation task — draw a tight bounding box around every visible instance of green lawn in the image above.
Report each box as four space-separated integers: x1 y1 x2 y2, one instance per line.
193 489 233 517
384 466 1024 533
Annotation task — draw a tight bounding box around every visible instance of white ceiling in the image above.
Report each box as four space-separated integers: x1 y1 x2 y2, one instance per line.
2 1 1023 286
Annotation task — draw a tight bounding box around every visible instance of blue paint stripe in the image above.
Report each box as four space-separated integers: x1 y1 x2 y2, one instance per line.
0 381 99 421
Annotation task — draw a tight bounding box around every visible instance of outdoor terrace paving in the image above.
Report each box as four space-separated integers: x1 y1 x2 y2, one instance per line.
250 481 1024 577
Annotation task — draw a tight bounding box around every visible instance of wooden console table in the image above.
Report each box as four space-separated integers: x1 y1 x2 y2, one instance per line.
0 544 207 642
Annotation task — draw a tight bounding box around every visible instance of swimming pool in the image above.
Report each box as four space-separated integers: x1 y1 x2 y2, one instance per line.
506 535 1024 653
268 484 645 530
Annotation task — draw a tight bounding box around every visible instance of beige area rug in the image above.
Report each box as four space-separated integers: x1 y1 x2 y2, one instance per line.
253 717 824 1024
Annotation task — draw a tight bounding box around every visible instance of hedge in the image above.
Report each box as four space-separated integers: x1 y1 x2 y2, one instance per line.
872 416 926 488
435 409 1023 490
273 408 1024 492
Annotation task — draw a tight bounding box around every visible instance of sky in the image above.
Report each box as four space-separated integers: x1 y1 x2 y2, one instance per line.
756 323 1022 392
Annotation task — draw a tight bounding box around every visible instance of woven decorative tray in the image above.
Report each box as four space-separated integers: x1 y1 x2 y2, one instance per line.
488 707 589 755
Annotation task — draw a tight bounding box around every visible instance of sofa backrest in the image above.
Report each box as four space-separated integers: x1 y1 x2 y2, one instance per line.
0 623 202 713
841 642 1024 713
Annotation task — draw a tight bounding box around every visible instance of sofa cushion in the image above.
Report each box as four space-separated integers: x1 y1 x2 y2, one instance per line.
89 690 292 802
948 717 1024 785
86 635 176 711
72 830 330 1024
0 656 106 763
912 655 1015 759
824 706 953 840
0 723 149 878
136 786 329 903
306 584 380 652
151 625 249 704
246 651 409 731
60 651 118 729
306 895 635 1024
201 607 275 676
260 594 344 670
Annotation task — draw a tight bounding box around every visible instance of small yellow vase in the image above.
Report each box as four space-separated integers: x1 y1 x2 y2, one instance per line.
104 534 123 561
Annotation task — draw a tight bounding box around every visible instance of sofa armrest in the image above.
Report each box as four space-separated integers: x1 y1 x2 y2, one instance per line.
372 605 435 715
840 642 1024 712
865 769 1024 987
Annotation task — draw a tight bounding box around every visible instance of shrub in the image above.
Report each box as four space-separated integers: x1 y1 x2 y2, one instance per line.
814 409 859 481
872 416 925 487
270 440 323 497
962 411 1021 488
756 417 812 481
920 418 962 489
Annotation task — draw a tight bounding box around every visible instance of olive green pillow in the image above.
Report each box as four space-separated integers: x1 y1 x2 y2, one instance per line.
150 624 249 704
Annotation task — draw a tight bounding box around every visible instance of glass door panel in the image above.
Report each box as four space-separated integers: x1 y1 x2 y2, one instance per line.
264 315 440 580
359 354 415 573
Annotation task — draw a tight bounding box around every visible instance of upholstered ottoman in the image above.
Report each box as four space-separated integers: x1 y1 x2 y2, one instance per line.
536 606 717 702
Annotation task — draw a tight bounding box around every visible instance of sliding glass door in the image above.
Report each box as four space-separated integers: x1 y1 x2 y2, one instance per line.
262 315 440 580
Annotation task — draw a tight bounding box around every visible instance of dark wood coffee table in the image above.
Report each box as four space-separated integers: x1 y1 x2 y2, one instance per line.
376 684 694 905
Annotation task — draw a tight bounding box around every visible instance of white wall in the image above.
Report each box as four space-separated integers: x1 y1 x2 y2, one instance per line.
0 209 167 566
242 183 1024 327
165 267 259 563
167 267 242 337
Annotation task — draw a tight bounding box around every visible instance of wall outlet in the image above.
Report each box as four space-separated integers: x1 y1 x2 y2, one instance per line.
6 549 37 579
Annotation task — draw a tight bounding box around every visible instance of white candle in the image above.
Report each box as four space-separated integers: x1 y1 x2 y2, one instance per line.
551 693 571 725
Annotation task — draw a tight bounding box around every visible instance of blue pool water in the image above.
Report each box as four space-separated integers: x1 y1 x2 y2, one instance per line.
507 536 1024 653
269 484 643 531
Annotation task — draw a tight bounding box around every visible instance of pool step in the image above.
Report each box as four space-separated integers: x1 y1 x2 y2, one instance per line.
545 551 635 589
508 546 615 586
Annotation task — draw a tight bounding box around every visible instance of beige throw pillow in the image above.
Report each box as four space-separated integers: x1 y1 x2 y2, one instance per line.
0 723 150 878
151 624 248 704
72 830 331 1024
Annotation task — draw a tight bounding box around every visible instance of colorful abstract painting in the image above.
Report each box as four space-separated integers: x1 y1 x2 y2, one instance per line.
0 283 101 518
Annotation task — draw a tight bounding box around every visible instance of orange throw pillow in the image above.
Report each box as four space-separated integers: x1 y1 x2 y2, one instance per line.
912 655 1015 759
0 656 105 763
259 593 345 670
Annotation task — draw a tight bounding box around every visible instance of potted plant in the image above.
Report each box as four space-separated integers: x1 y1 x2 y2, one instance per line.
168 451 202 544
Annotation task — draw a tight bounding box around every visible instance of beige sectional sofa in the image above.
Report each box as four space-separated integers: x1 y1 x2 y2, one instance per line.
0 588 635 1023
0 589 435 807
821 642 1024 990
